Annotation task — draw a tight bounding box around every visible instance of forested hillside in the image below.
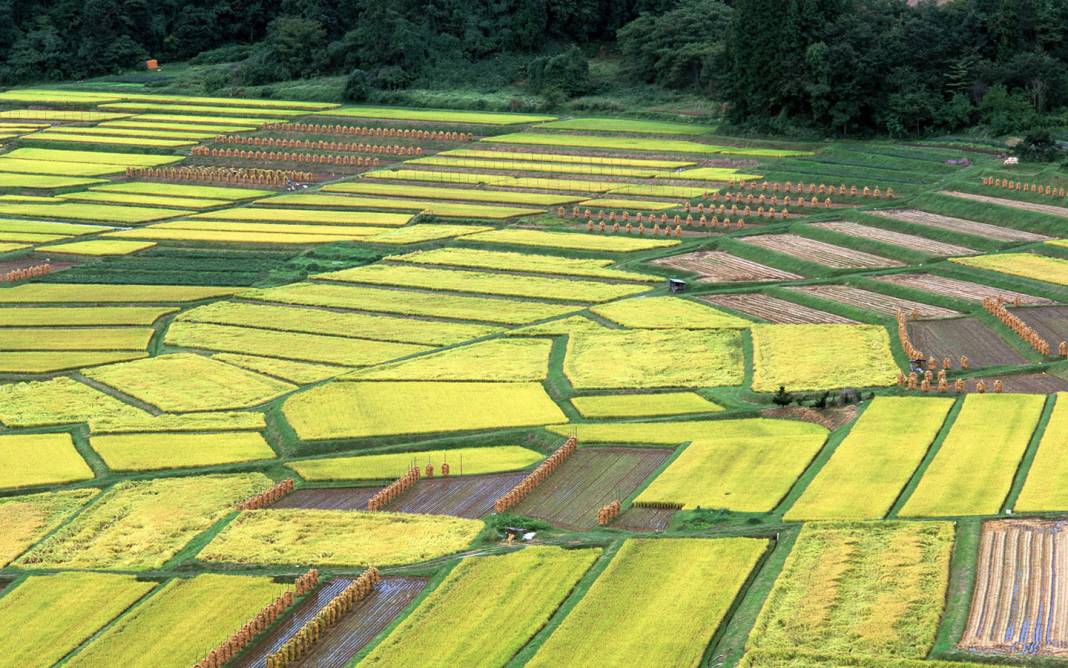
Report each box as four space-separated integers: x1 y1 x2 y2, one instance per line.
1 0 1067 138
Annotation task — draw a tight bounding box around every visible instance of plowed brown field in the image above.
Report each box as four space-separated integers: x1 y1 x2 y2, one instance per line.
873 273 1052 305
811 221 975 256
652 250 801 283
740 234 903 268
786 284 960 319
703 293 857 324
868 208 1049 243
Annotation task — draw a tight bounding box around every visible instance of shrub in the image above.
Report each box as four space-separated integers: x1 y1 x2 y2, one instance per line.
527 46 589 98
344 68 371 101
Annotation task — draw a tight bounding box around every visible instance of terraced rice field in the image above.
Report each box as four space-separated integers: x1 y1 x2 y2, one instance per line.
635 423 828 512
0 489 98 567
751 324 900 392
747 522 955 661
811 221 976 256
942 191 1068 218
703 293 857 323
232 577 427 668
900 394 1046 517
872 273 1052 304
652 250 802 282
868 208 1050 242
529 538 766 668
1015 396 1068 511
961 519 1068 657
786 397 954 521
786 285 960 319
740 234 904 268
952 253 1068 287
513 447 672 529
612 506 677 532
908 317 1026 367
1009 306 1068 346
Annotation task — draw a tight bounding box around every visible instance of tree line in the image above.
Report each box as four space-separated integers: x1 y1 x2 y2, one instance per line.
1 0 1066 138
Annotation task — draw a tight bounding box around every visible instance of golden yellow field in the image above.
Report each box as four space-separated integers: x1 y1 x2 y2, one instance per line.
1015 394 1068 511
350 338 552 381
751 324 900 392
570 392 722 417
953 252 1068 286
283 381 567 440
362 547 600 668
591 296 752 329
529 538 766 667
199 509 483 567
0 376 146 427
0 489 98 567
287 445 543 480
90 431 275 471
0 433 93 490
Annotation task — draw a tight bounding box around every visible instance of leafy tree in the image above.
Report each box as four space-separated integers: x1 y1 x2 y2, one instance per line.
616 0 731 92
527 45 589 98
979 83 1036 134
344 68 372 101
241 15 326 85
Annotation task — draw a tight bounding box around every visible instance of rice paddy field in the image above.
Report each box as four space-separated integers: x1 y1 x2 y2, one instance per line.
4 91 1068 668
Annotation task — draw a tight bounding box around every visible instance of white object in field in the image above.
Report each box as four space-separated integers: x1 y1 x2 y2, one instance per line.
1003 156 1019 166
522 531 537 541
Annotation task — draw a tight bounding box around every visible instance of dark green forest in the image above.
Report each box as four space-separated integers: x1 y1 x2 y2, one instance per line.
2 0 1068 138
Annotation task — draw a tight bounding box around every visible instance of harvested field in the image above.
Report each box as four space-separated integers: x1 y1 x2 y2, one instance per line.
277 473 526 518
942 191 1068 218
873 273 1052 305
274 487 380 510
960 519 1068 657
514 447 672 530
703 293 857 323
811 221 976 256
612 506 675 532
973 373 1068 393
651 250 802 283
232 577 427 668
786 285 960 319
740 234 904 268
869 208 1050 242
907 317 1025 367
1009 306 1068 346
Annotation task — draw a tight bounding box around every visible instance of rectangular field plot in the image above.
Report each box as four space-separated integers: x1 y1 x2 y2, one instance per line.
285 473 526 518
529 538 765 668
314 263 650 302
199 509 483 567
571 392 722 418
178 301 500 346
243 282 578 325
0 201 184 224
900 394 1046 517
961 519 1068 656
408 155 668 177
635 424 828 512
485 132 812 156
786 285 960 319
58 191 233 209
443 148 696 168
652 250 802 283
983 372 1068 393
287 445 543 481
0 282 236 303
108 226 377 246
194 208 412 226
1009 306 1068 346
164 321 431 367
89 411 266 435
214 355 342 383
908 317 1025 368
83 353 296 412
37 239 157 256
751 324 900 392
514 447 672 529
263 192 540 219
315 106 555 124
590 296 751 329
91 182 273 200
0 489 98 567
232 576 427 668
323 181 583 206
869 208 1050 243
67 574 287 668
873 273 1052 305
16 473 272 569
748 522 954 659
3 148 183 167
390 247 657 282
811 221 976 256
283 381 567 440
0 326 153 351
612 506 676 532
703 293 856 323
350 338 551 382
90 431 275 471
786 397 954 521
1014 395 1068 511
0 173 105 189
0 572 155 668
361 547 598 668
461 228 679 252
0 351 149 374
952 253 1068 288
739 234 904 269
0 433 93 490
565 328 744 390
942 190 1068 218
